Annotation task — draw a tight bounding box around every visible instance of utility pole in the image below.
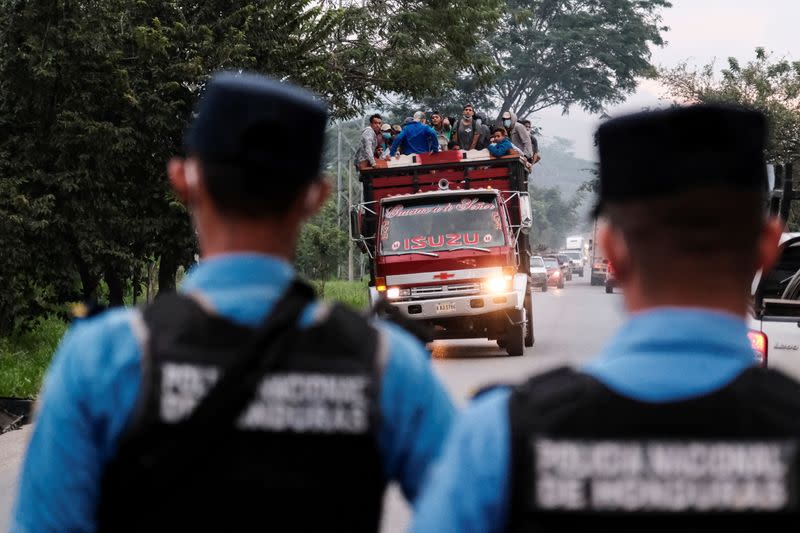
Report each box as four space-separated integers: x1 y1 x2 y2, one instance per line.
348 162 354 281
336 123 342 220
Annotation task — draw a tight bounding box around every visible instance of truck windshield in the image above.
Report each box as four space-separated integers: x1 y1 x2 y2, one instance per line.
379 196 506 255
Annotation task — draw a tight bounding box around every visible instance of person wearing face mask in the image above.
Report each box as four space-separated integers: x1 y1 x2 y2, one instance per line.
500 110 533 159
378 123 393 158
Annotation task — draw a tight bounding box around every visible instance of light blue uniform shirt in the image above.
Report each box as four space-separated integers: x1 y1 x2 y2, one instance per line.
12 254 455 533
409 308 756 533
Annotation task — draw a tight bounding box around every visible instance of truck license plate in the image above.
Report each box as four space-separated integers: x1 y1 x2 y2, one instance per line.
436 302 457 314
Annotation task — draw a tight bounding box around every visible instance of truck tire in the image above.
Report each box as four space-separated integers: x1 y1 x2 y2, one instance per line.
524 289 534 347
505 323 525 357
605 285 613 294
578 270 584 278
541 283 547 292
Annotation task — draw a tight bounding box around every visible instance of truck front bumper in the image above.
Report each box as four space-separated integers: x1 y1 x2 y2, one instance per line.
388 290 521 320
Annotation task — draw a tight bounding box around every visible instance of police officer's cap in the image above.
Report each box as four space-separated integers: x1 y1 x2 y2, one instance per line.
595 104 767 216
184 71 328 184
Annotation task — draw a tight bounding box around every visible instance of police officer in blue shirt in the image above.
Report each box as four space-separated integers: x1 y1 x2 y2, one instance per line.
410 105 800 532
11 72 454 532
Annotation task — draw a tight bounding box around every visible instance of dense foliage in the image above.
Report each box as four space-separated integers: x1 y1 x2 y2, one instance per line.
660 48 800 165
393 0 670 120
0 0 500 334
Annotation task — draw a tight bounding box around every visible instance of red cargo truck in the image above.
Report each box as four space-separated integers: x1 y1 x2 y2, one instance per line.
350 150 534 356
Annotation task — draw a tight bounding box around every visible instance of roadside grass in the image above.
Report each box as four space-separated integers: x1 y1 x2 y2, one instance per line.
0 280 370 398
314 279 370 309
0 316 68 398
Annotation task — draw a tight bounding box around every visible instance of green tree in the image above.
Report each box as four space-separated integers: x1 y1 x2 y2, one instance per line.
529 183 583 250
660 48 800 164
393 0 670 120
296 197 349 280
0 0 502 332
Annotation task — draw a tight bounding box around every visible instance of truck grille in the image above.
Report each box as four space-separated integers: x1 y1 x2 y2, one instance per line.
410 283 480 299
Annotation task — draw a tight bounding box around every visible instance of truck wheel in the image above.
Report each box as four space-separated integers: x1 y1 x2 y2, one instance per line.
541 283 547 292
524 289 534 347
605 285 613 294
505 323 525 357
558 279 564 289
579 271 584 278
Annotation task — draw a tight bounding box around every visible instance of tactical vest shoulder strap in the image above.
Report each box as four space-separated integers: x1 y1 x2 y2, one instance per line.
510 366 593 419
122 280 314 480
184 279 314 427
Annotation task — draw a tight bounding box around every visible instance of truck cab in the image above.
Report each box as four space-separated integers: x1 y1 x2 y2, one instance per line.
351 150 534 356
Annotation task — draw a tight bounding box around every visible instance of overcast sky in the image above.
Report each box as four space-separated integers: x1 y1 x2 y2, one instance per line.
534 0 799 160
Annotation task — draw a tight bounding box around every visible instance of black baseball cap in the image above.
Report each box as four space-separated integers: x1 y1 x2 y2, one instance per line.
594 104 767 217
184 71 329 184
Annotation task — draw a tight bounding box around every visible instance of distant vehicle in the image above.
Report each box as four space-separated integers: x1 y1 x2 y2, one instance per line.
529 256 548 292
605 262 617 294
559 249 585 277
590 220 609 286
566 235 584 250
749 233 800 370
543 256 564 289
555 254 574 281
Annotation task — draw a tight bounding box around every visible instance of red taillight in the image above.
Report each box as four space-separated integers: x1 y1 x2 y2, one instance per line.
747 330 768 367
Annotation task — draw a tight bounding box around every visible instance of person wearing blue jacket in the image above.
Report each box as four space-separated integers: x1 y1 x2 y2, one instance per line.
11 72 455 533
486 126 513 157
410 105 800 532
390 111 440 156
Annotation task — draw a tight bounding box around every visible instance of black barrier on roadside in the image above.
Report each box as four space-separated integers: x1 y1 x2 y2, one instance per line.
0 397 33 434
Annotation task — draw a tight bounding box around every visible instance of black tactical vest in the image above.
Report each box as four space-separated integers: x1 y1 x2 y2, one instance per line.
97 289 386 532
507 366 800 532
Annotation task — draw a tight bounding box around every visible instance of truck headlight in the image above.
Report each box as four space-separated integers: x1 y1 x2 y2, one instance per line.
483 276 510 294
386 287 410 299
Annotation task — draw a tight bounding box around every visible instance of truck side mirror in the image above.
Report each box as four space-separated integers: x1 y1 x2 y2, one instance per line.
350 206 368 254
518 193 532 234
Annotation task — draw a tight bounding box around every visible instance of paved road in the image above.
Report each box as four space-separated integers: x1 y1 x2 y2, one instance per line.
0 274 625 532
378 274 626 532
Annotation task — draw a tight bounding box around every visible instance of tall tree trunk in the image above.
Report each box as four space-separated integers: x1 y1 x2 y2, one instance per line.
131 269 139 305
158 252 178 294
105 268 124 307
75 254 99 300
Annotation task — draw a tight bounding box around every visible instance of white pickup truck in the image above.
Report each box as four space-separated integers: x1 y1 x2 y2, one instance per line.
749 233 800 377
